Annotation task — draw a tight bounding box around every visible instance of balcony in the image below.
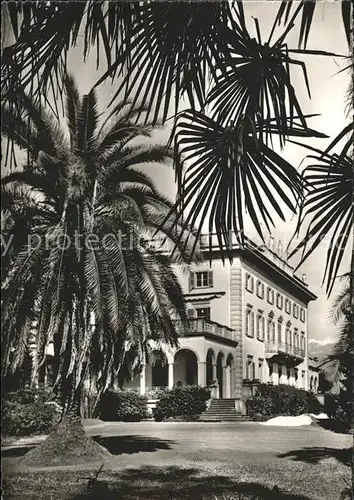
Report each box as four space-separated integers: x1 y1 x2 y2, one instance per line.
176 319 238 346
265 342 305 366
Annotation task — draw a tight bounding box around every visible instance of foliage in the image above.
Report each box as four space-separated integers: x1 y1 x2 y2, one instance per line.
2 386 60 436
246 384 322 418
2 1 351 292
1 77 194 414
153 386 210 421
288 148 353 295
324 391 353 432
145 387 168 399
96 390 148 422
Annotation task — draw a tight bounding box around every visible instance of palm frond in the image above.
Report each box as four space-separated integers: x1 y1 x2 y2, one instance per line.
170 110 318 259
76 89 99 154
275 0 353 48
96 2 234 123
288 146 353 296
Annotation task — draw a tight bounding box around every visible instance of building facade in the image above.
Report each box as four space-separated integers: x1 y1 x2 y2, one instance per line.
125 235 317 411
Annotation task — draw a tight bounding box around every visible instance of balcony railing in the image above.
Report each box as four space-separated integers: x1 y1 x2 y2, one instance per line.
176 319 236 341
199 233 299 281
265 342 305 359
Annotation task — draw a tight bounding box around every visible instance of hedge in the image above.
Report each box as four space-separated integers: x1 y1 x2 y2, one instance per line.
246 384 322 418
2 386 60 436
97 391 148 421
153 386 210 421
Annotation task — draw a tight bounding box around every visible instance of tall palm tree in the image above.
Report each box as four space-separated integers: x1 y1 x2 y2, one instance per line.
2 1 349 292
1 76 196 464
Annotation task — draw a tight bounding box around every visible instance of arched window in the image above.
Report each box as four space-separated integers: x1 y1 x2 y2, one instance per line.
268 312 275 342
277 317 283 343
285 321 292 346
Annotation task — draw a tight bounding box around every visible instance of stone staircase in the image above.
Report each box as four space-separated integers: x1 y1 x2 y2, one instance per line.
200 399 251 422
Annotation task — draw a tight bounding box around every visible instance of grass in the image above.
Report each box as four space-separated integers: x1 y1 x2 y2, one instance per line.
2 422 352 500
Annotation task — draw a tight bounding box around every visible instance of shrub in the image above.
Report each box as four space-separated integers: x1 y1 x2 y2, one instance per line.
324 391 353 432
246 383 322 418
97 391 148 421
153 386 210 421
2 386 60 436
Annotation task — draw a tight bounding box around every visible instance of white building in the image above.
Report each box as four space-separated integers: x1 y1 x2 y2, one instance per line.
125 234 317 412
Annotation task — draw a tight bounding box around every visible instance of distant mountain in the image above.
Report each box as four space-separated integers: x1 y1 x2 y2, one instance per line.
308 338 336 361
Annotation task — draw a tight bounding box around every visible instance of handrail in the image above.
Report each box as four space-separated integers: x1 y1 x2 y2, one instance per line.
265 341 305 359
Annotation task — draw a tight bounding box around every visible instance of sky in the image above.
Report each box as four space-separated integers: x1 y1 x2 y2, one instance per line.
2 2 352 343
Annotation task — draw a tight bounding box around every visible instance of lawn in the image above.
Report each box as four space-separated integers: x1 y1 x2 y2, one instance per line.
2 422 352 500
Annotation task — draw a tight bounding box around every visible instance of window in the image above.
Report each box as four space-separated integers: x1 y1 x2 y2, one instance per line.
293 303 299 319
245 273 254 293
287 367 291 381
267 314 275 342
285 298 291 314
256 280 264 299
277 318 283 343
267 287 274 304
276 293 283 310
294 328 299 348
189 270 213 290
256 311 265 341
187 308 195 319
245 307 255 337
195 270 213 288
286 324 292 346
300 308 306 322
246 356 256 380
196 307 210 321
258 358 264 380
300 332 305 351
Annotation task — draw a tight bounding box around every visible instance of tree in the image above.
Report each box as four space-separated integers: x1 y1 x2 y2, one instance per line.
2 1 351 292
320 270 354 433
1 76 195 464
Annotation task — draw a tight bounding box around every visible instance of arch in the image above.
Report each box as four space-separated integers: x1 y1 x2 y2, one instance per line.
310 375 314 391
206 348 216 386
149 349 168 388
226 353 234 367
174 349 198 386
216 351 225 398
225 353 235 398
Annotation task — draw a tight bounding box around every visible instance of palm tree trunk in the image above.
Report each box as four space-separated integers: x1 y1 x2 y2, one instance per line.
21 381 111 467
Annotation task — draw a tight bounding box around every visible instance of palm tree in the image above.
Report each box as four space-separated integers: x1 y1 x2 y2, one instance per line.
1 76 196 464
2 1 350 292
319 270 353 382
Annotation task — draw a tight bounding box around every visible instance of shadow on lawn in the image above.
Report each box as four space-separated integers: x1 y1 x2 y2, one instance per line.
278 446 352 466
68 465 312 500
91 435 174 455
2 445 36 458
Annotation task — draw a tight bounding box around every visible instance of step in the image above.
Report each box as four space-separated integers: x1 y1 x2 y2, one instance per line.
201 399 250 422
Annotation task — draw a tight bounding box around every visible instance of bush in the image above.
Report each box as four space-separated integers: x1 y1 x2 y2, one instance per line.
153 386 210 421
246 384 322 418
2 386 60 437
324 391 353 432
97 391 148 421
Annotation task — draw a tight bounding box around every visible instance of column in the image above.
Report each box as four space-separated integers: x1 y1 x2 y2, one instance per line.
225 366 231 398
140 365 146 395
221 365 227 399
168 362 174 389
272 362 279 385
197 361 206 387
212 363 217 381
